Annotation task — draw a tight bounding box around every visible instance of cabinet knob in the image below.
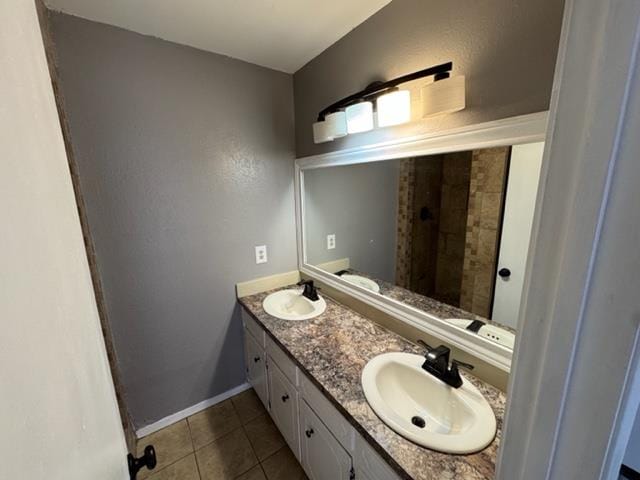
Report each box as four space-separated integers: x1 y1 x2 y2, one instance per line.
305 428 314 438
253 356 261 363
281 394 289 402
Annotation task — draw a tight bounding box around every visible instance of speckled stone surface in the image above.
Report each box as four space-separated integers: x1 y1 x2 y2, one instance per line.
342 269 517 336
238 287 506 480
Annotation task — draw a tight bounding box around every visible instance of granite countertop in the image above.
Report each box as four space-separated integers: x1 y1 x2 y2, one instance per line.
342 269 517 336
238 286 506 480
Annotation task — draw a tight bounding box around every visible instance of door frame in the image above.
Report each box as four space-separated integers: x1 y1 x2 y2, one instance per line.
497 0 640 478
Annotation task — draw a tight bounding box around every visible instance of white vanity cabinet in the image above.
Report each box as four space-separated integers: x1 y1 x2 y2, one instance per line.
267 358 300 458
300 400 353 480
243 325 268 408
241 309 401 480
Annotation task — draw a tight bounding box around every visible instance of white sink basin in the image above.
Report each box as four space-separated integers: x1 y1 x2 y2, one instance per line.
262 289 326 321
341 274 380 293
361 352 496 454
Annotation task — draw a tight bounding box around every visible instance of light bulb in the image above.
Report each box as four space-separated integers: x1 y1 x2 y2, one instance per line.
346 102 374 134
376 90 411 127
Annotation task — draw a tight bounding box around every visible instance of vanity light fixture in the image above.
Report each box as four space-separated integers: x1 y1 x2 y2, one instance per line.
313 111 347 143
422 75 466 118
377 89 411 128
346 101 374 134
313 61 462 144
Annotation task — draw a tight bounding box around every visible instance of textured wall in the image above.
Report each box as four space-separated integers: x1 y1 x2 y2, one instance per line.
304 161 399 282
49 12 297 428
293 0 564 157
460 147 509 317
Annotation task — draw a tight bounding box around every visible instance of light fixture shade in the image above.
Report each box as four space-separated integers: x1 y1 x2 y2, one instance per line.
376 90 411 127
312 120 332 144
325 111 347 139
346 102 374 134
421 75 465 118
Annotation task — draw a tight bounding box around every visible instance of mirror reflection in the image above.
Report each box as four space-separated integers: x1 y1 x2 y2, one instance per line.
303 142 545 349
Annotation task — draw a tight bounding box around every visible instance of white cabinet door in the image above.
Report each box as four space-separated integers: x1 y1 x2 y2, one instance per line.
268 359 300 459
354 433 402 480
244 329 269 408
300 401 353 480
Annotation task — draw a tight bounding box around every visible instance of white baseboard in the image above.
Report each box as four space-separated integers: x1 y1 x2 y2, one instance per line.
136 382 252 438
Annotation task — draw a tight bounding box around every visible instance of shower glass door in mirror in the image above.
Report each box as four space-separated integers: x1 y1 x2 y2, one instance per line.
302 142 545 350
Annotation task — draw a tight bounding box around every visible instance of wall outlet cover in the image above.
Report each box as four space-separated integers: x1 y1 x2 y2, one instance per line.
255 245 268 264
327 234 336 250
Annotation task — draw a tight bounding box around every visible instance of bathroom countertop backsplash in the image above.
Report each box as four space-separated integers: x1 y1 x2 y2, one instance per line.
238 286 506 480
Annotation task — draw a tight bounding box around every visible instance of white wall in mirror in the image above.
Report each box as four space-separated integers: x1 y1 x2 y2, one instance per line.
295 112 549 371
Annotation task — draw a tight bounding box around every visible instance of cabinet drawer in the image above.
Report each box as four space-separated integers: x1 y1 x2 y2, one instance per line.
266 334 298 386
300 374 355 453
244 328 268 409
354 433 401 480
241 308 264 347
300 400 352 480
268 360 300 459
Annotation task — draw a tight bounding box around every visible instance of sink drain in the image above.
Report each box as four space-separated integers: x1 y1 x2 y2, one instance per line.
411 416 426 428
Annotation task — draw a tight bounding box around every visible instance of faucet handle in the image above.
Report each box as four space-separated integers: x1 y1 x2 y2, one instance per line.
451 359 474 372
416 339 433 351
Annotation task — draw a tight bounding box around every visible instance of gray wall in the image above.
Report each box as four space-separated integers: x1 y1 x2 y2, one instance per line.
293 0 565 157
49 13 297 428
304 161 399 282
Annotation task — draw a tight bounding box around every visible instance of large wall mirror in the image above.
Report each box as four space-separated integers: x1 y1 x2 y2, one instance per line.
297 113 548 370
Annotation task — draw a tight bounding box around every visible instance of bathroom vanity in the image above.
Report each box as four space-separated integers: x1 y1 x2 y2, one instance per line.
238 286 505 480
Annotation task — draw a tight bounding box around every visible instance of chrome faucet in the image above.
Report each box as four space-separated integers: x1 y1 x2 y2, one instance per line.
416 339 474 389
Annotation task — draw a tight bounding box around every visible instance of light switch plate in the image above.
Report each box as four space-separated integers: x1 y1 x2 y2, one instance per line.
255 245 267 264
327 234 336 250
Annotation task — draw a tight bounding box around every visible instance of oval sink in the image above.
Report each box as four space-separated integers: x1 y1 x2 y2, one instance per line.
341 274 380 293
361 352 496 454
263 289 326 321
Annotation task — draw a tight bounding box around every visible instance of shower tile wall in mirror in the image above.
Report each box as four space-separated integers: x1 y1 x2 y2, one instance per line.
303 142 545 350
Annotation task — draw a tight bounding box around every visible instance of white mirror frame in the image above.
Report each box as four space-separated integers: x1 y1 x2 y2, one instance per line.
295 111 548 372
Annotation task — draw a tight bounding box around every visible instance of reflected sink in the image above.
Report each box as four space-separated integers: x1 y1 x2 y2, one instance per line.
446 318 515 349
341 274 380 293
478 324 515 349
361 352 496 454
262 289 326 321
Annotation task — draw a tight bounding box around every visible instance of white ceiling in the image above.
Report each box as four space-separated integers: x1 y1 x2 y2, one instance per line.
44 0 392 73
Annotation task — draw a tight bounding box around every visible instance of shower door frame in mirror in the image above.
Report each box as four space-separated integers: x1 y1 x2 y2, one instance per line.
295 111 548 371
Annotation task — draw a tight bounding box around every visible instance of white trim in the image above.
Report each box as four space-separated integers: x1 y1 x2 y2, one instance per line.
295 111 548 371
136 383 251 438
497 0 640 478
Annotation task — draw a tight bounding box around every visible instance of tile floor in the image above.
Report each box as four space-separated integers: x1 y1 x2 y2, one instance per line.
136 388 308 480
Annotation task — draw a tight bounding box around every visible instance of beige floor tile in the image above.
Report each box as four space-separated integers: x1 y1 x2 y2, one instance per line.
147 454 199 480
231 388 266 424
235 465 267 480
243 413 285 461
195 428 258 480
137 420 193 479
188 399 242 449
261 446 307 480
